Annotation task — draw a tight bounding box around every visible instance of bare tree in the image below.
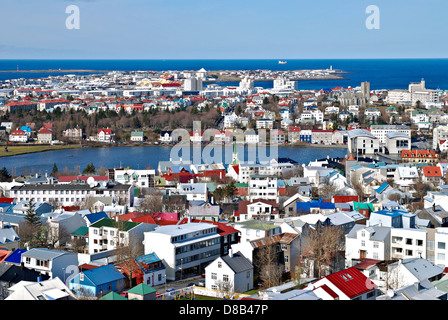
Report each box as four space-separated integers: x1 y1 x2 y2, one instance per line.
350 172 365 201
138 188 164 213
300 225 345 278
253 243 284 289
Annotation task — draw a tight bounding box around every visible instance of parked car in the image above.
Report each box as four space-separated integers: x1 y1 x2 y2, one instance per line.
198 280 205 287
120 291 128 298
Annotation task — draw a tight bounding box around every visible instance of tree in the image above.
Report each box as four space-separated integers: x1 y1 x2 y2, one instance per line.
300 224 345 278
83 163 96 174
0 167 12 182
254 243 284 289
24 200 41 226
51 163 59 176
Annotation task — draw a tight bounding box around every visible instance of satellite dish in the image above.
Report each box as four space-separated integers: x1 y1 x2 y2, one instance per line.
87 177 95 188
386 289 395 298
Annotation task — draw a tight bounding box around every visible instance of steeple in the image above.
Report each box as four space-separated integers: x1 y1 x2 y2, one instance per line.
231 140 239 165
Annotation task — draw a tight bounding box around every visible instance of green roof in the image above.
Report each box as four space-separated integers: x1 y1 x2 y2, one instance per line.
127 283 156 295
99 291 127 300
90 218 140 231
353 202 374 212
235 220 278 231
131 131 144 136
235 183 248 188
72 226 89 236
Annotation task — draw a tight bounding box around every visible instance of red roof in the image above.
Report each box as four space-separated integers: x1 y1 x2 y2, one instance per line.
98 128 112 135
423 166 442 177
333 195 359 203
316 284 339 299
314 267 377 299
0 198 14 204
58 175 109 182
401 149 438 158
38 128 52 134
11 129 25 136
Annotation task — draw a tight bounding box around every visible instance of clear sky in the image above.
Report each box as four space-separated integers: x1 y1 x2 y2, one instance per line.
0 0 446 59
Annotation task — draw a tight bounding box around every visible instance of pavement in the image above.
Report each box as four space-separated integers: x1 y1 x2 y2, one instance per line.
152 274 204 293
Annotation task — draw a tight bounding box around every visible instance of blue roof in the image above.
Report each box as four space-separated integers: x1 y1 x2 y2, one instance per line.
85 211 108 224
4 248 27 264
376 182 390 194
78 264 124 286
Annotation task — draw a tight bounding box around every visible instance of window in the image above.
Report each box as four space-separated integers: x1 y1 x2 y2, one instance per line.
406 238 413 245
218 261 222 268
223 274 229 282
361 240 366 247
373 242 379 248
438 253 446 261
417 239 423 247
438 242 446 250
211 273 217 280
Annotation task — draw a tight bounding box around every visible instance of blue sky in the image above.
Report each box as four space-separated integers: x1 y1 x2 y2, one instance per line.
0 0 446 59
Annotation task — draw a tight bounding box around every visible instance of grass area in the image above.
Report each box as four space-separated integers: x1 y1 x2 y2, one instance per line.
0 144 81 157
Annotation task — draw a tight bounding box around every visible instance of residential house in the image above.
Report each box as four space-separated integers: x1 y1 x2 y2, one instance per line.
309 266 379 300
69 264 125 297
232 219 281 243
130 131 144 142
401 149 439 164
127 283 157 300
6 277 76 300
97 128 113 143
37 127 52 144
422 166 443 185
204 249 254 294
20 248 79 280
159 130 173 143
237 199 279 222
9 129 28 143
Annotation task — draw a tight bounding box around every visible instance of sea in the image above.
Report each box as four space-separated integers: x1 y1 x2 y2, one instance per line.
1 59 448 90
0 58 447 175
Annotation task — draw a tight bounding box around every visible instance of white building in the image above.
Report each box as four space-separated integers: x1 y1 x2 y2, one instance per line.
248 175 278 202
370 124 412 144
347 129 380 155
433 125 448 152
113 168 155 188
88 218 155 254
20 248 79 280
143 223 221 280
204 249 254 294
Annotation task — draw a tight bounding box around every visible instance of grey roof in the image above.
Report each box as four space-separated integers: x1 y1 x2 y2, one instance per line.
346 224 391 241
11 183 130 191
21 248 72 260
221 251 253 274
0 225 20 244
386 131 410 139
400 258 444 281
347 129 376 139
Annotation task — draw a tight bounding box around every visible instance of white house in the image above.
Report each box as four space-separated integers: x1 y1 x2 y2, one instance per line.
21 248 79 280
204 249 253 294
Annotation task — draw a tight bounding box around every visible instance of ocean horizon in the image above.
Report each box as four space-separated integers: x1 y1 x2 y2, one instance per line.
1 58 448 90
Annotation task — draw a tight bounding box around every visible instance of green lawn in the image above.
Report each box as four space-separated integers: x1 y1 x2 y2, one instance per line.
0 144 81 157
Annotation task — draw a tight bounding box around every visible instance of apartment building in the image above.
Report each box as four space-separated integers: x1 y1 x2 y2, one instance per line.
143 222 221 280
10 183 134 207
248 174 278 202
88 218 156 254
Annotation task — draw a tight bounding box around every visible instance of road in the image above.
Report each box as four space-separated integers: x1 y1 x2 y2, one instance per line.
152 274 204 293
